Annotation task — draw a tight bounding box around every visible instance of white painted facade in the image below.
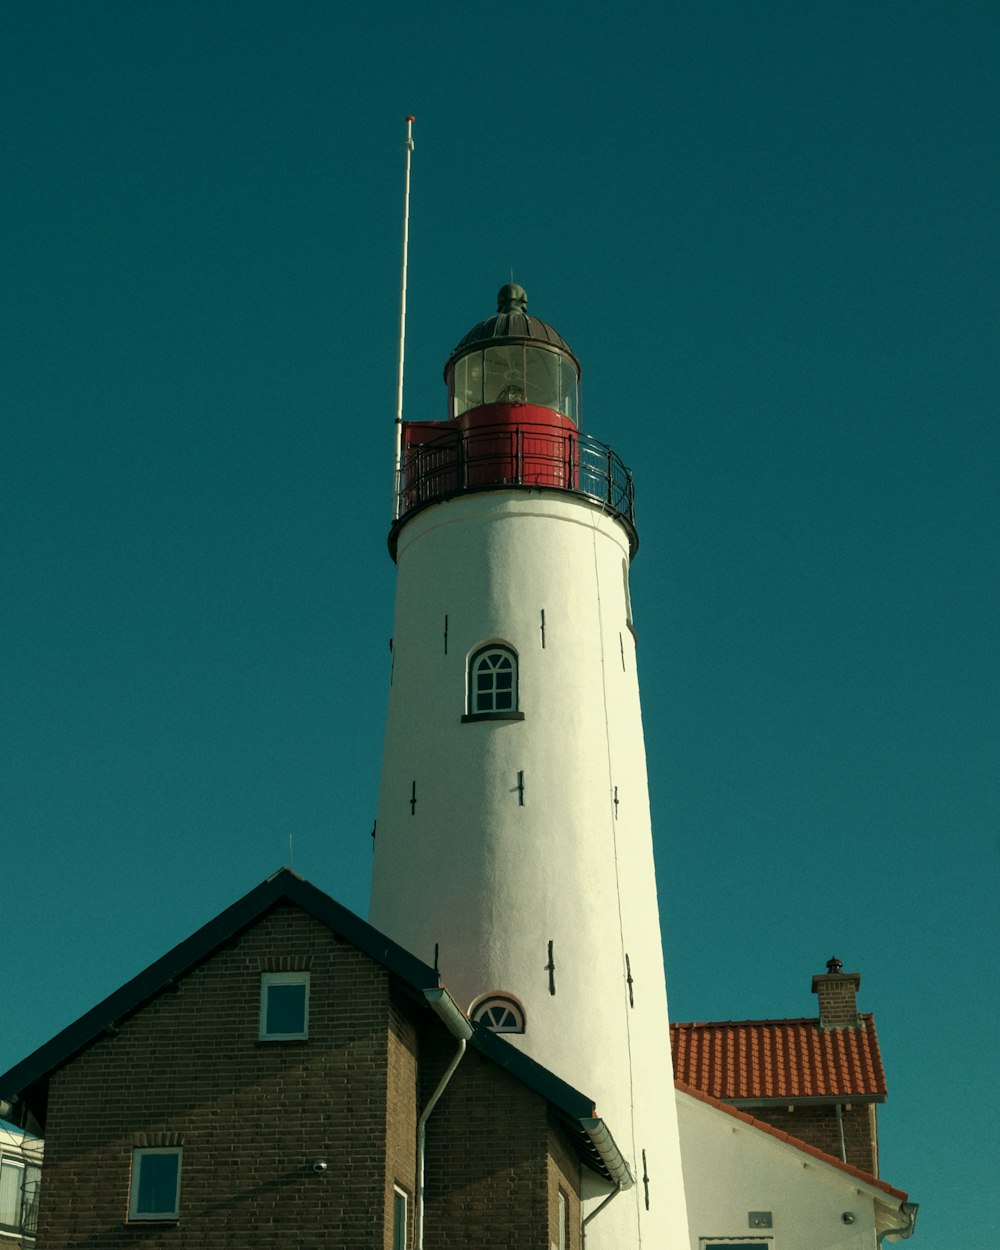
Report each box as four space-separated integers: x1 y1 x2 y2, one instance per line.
676 1091 915 1250
370 487 690 1248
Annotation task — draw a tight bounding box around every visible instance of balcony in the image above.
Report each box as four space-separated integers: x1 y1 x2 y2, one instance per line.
390 422 637 557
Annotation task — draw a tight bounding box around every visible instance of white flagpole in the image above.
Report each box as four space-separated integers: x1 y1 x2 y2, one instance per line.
393 116 415 519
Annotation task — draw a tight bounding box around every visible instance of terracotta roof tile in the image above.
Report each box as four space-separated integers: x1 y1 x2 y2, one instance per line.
670 1015 887 1101
675 1079 907 1200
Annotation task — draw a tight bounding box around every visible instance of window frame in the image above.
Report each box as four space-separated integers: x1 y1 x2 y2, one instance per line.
462 644 524 723
557 1187 569 1250
128 1147 182 1222
259 970 311 1041
392 1185 409 1250
470 993 526 1034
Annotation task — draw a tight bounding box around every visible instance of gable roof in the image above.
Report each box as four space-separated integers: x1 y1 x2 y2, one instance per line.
675 1080 907 1200
670 1016 887 1102
0 867 436 1106
0 868 626 1184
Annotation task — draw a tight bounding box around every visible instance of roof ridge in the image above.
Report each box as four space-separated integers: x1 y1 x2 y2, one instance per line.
671 1013 876 1029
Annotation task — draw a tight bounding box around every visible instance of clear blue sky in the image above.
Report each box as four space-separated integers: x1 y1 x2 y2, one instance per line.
2 3 996 1245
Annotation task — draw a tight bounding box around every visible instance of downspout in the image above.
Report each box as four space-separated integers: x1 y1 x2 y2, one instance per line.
877 1202 919 1245
582 1183 622 1233
417 988 473 1250
835 1102 847 1163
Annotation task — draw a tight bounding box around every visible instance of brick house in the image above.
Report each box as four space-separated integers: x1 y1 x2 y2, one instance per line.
671 961 887 1176
670 961 917 1247
0 869 631 1250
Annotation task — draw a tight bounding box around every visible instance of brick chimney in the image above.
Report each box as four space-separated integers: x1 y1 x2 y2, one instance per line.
811 957 861 1029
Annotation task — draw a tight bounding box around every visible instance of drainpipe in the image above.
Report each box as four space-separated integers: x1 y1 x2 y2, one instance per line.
835 1102 847 1163
877 1202 919 1245
417 988 473 1250
582 1183 622 1234
580 1117 634 1240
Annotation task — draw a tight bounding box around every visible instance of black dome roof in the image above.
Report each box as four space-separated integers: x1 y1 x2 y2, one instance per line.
444 284 580 378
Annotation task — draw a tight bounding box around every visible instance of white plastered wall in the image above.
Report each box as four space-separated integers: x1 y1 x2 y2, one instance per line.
676 1091 904 1250
370 490 689 1249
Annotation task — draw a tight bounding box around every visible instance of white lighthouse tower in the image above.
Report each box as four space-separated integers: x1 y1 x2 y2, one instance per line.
370 284 690 1248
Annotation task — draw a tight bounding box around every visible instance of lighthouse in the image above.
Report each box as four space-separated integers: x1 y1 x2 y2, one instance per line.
370 284 690 1247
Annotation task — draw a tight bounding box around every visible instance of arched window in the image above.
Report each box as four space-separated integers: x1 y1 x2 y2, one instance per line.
470 993 526 1034
463 644 524 721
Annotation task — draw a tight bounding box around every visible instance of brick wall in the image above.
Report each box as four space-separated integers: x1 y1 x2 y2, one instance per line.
547 1115 583 1250
811 972 861 1028
33 901 590 1250
36 905 407 1249
743 1100 877 1175
419 1032 583 1250
385 996 419 1250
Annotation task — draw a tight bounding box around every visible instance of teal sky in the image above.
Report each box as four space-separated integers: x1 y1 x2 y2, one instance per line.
2 4 997 1245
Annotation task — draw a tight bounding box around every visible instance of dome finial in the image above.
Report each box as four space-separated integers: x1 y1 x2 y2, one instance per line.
497 283 527 315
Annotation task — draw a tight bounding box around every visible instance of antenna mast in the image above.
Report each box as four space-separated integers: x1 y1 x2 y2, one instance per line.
393 116 415 519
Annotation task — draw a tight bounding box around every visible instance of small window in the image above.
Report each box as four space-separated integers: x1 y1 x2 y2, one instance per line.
393 1186 408 1250
470 993 525 1034
128 1148 181 1221
463 644 524 721
259 971 310 1040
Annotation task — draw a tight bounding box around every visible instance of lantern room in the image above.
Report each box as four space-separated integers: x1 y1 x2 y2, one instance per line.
390 284 637 559
445 283 580 424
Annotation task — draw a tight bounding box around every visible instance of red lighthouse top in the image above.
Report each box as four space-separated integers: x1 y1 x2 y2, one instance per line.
390 285 636 560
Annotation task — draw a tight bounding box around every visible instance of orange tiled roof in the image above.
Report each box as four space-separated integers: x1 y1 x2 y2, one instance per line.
675 1080 907 1200
670 1014 887 1101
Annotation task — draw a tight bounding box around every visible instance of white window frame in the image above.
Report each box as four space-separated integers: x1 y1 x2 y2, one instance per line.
392 1185 408 1250
465 643 521 719
128 1147 182 1221
470 993 526 1034
259 971 310 1041
558 1187 569 1250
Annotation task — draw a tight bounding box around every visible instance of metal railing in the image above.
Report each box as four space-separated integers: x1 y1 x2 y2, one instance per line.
393 423 636 543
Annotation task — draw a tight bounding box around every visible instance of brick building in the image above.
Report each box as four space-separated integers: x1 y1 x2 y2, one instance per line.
0 869 631 1249
670 960 887 1176
669 962 918 1247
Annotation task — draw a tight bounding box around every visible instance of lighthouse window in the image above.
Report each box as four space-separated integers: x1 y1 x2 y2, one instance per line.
450 346 578 423
470 993 525 1034
463 645 524 721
